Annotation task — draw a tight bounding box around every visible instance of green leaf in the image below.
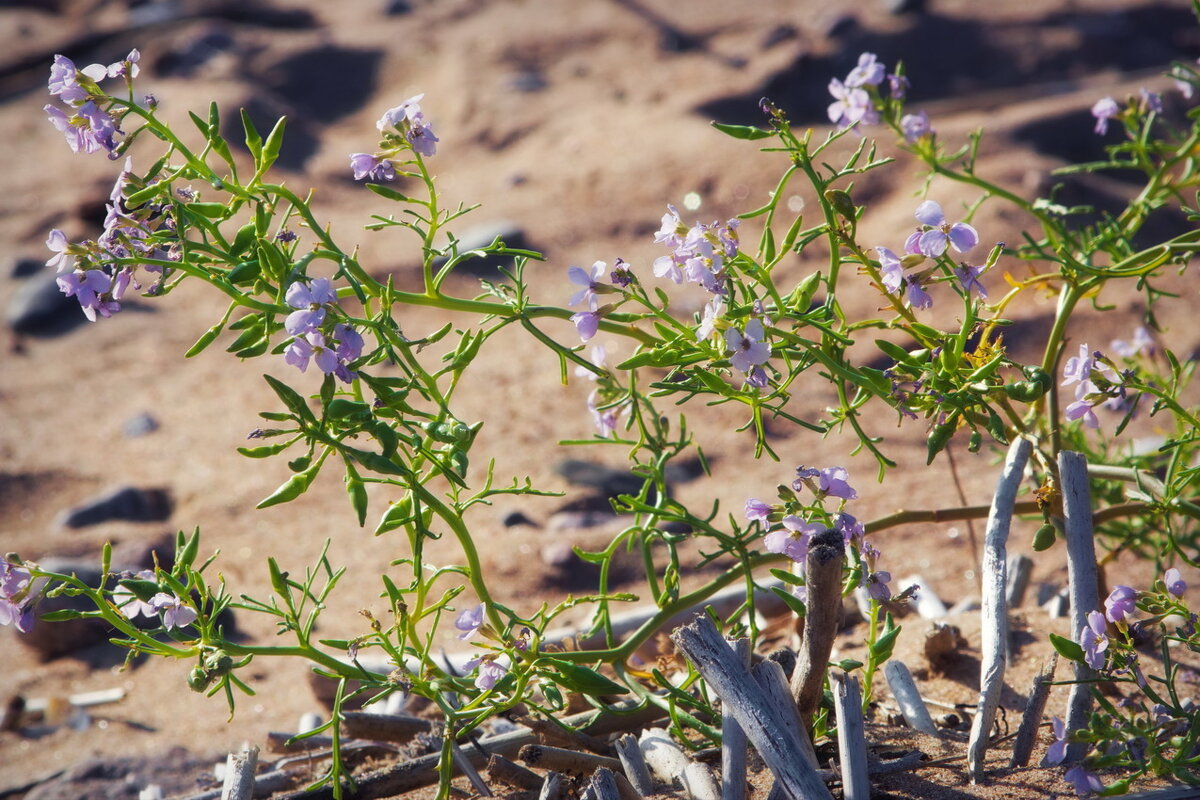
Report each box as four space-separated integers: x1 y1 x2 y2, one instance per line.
711 121 773 141
186 321 225 357
237 440 295 458
1049 633 1086 663
230 223 257 257
769 568 805 587
544 659 628 696
183 202 229 219
835 658 864 672
118 577 162 603
39 609 90 622
366 183 418 203
263 375 313 422
871 616 901 661
241 108 263 161
771 585 807 617
260 116 287 174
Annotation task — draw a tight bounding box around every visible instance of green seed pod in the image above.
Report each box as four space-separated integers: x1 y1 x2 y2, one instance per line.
967 430 982 452
926 418 957 465
1032 523 1057 551
187 666 213 692
448 449 469 478
203 649 234 676
824 189 857 221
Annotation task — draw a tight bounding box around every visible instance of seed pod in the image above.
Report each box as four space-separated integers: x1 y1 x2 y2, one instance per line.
1032 522 1057 551
926 417 958 465
824 189 857 221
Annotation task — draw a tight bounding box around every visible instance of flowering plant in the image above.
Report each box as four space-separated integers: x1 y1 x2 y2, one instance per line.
11 40 1200 799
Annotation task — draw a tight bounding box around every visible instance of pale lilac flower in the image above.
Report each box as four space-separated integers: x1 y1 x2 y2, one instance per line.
574 344 608 381
1104 585 1137 624
716 219 740 259
455 603 485 640
1064 765 1103 796
654 206 684 247
81 50 140 82
587 390 618 438
1092 96 1120 135
900 111 932 143
285 332 320 372
45 229 74 272
911 200 979 256
744 499 772 524
1065 381 1102 429
407 120 439 157
1111 326 1154 358
875 246 903 293
845 52 885 87
1139 88 1163 114
49 55 87 102
285 278 336 335
57 270 113 321
45 100 120 155
350 153 395 182
1062 344 1100 387
696 297 725 340
377 94 438 156
764 516 822 562
1165 568 1186 597
1045 716 1069 765
904 276 932 310
792 466 820 492
333 323 363 363
887 73 909 99
834 512 865 543
745 366 769 389
827 78 877 128
865 570 892 601
474 659 508 690
568 261 608 306
953 263 988 298
151 593 197 630
377 94 425 132
818 466 857 500
0 560 33 631
652 250 685 283
1079 609 1109 670
113 570 158 619
572 304 602 342
725 319 771 375
0 597 33 633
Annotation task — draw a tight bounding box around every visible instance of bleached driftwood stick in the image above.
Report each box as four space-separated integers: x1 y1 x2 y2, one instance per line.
1060 449 1100 764
615 733 655 797
487 753 543 791
521 744 623 775
592 767 623 800
340 711 434 742
790 528 846 730
1009 655 1058 767
453 742 493 796
671 616 833 800
220 744 258 800
751 660 819 770
967 436 1031 782
539 771 564 800
639 728 721 800
722 638 750 800
830 671 869 800
1006 554 1033 608
883 660 940 736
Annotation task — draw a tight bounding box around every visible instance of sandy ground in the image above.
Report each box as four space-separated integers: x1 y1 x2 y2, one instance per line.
1 0 1199 797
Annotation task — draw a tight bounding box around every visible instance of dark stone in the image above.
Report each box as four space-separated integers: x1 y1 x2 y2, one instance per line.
554 459 644 499
10 257 42 278
433 221 533 278
884 0 925 14
6 270 85 337
384 0 413 14
762 24 798 48
500 509 538 528
57 486 173 528
259 45 382 123
154 26 236 78
121 412 160 438
508 70 548 93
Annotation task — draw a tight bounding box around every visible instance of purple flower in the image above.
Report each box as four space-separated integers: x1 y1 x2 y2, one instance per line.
285 278 336 335
1065 382 1102 429
904 275 932 310
1104 585 1137 624
875 247 903 293
953 263 988 298
377 94 425 132
150 592 197 631
1045 716 1069 765
900 111 932 143
652 250 685 283
587 390 618 438
827 78 877 128
377 94 438 157
0 560 33 632
333 324 363 363
610 257 634 287
887 73 909 99
911 201 979 256
114 570 158 619
45 100 120 155
568 260 608 306
1165 568 1186 598
350 153 395 182
455 603 486 640
725 319 771 375
1079 609 1108 670
474 659 508 691
1111 326 1154 358
407 121 439 157
834 512 864 543
1064 766 1103 796
1139 88 1163 114
1062 344 1098 386
571 304 602 342
845 52 885 88
1092 96 1120 135
818 466 857 500
865 570 892 601
46 229 74 272
764 516 822 563
696 297 725 340
744 499 772 523
574 343 608 382
654 205 684 247
57 270 114 322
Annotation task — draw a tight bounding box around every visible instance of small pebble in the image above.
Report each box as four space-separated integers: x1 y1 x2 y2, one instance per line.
122 412 160 438
57 486 173 528
500 510 538 528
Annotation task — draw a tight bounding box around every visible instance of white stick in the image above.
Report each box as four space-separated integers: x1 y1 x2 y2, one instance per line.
883 660 940 736
830 671 869 800
1006 554 1034 608
1060 449 1100 763
967 436 1031 782
722 639 749 800
615 733 655 797
638 728 720 800
1009 655 1058 767
220 744 258 800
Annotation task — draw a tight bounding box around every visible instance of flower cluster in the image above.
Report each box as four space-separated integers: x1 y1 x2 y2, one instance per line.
282 278 364 384
826 52 912 131
45 51 137 157
1060 343 1123 429
349 94 439 180
872 201 985 310
113 570 198 631
0 560 35 633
